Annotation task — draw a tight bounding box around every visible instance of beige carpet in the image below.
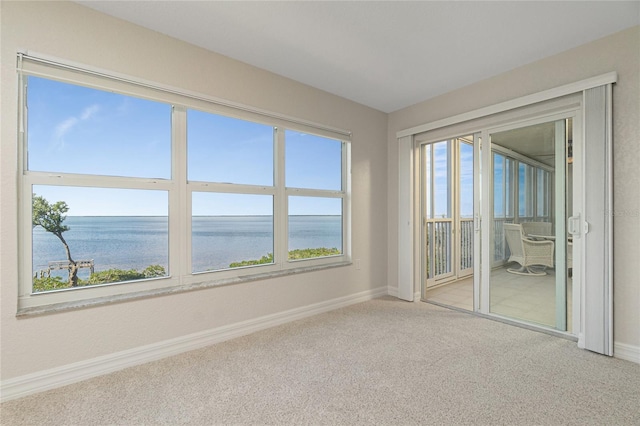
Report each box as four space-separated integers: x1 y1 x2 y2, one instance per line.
2 297 639 425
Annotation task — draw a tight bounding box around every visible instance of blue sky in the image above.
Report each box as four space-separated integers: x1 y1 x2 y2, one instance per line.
426 141 473 219
28 77 342 216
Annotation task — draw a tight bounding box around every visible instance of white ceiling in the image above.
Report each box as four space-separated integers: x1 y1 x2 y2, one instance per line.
78 1 639 113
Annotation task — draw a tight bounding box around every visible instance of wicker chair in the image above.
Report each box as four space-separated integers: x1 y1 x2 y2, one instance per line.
503 223 555 276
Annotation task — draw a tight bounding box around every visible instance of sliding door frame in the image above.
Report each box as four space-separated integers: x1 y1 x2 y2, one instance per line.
397 73 615 356
480 111 578 334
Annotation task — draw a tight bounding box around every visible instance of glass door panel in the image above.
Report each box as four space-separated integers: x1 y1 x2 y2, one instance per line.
488 119 572 331
422 137 475 312
458 141 474 276
423 141 454 284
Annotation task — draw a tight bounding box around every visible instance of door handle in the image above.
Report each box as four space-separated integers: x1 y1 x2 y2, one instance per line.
474 214 480 232
568 215 582 237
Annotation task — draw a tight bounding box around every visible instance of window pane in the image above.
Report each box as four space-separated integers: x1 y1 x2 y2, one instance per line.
537 169 548 217
32 186 168 292
27 77 171 178
286 131 342 190
459 142 473 218
188 110 274 185
519 163 534 218
192 192 273 272
424 144 432 219
288 196 342 260
433 141 451 218
493 154 505 217
505 158 514 218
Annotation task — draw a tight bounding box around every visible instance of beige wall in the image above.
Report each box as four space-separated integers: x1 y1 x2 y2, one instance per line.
388 26 640 349
0 2 388 380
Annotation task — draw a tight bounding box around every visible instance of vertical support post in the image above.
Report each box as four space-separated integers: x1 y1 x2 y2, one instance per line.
582 85 613 356
555 120 567 331
397 136 414 301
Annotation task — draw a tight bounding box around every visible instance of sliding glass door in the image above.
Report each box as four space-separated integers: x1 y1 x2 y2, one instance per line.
421 136 475 310
485 118 573 331
403 78 613 353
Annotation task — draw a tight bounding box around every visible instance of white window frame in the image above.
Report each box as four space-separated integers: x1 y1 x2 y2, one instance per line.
17 52 351 315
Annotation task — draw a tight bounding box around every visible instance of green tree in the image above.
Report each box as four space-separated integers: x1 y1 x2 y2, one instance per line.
32 195 79 287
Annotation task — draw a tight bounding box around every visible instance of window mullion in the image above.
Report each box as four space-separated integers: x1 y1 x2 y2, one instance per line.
284 188 344 198
23 172 174 191
274 128 287 267
172 106 188 280
342 141 351 260
188 182 276 195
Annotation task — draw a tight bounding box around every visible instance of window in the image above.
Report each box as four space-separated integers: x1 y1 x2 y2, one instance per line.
191 192 274 272
285 131 344 260
26 77 172 297
19 56 350 312
493 153 505 218
492 149 552 264
285 130 342 191
288 197 342 260
518 163 534 219
187 110 274 186
536 169 550 219
27 77 172 178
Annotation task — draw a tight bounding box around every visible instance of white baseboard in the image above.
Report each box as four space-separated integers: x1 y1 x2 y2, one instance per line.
1 286 387 403
614 342 640 364
387 285 398 297
386 285 420 302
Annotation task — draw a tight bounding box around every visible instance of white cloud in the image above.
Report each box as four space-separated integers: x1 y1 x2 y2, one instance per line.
54 117 79 143
80 104 100 120
52 104 100 148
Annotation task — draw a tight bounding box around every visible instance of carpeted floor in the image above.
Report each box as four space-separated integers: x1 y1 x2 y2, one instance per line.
2 296 639 425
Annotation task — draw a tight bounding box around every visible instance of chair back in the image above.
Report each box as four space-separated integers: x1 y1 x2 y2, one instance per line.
503 223 525 258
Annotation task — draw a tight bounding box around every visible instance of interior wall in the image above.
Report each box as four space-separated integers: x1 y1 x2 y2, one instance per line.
0 1 388 380
387 26 640 350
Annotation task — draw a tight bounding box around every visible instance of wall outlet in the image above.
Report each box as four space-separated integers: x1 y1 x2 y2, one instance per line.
355 259 361 270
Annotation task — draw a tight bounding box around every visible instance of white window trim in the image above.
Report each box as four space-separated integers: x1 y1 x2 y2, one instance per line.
17 53 352 315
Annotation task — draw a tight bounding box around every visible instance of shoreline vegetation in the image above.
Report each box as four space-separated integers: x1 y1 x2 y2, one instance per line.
56 215 341 218
32 195 341 293
33 247 340 292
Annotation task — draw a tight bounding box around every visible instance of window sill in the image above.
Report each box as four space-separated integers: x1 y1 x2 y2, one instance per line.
16 261 352 317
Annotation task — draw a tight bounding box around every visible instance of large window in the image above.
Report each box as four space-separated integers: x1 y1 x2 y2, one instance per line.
19 57 350 312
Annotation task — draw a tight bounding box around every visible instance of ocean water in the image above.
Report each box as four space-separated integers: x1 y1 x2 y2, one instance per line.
32 216 342 278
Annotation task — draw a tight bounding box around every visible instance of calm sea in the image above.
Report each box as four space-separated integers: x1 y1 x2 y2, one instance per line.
32 216 342 278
